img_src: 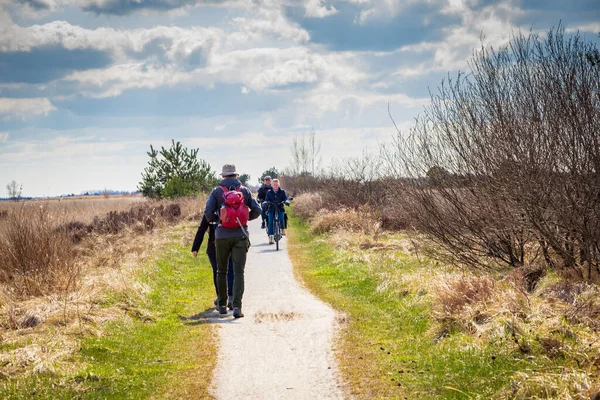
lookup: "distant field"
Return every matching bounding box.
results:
[0,195,145,226]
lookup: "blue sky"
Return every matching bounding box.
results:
[0,0,598,197]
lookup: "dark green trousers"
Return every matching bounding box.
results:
[215,236,249,308]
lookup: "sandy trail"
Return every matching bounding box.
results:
[208,218,345,399]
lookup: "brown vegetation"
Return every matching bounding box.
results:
[383,27,600,280]
[285,27,600,284]
[292,195,600,397]
[0,196,206,378]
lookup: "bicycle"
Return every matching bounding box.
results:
[263,201,286,251]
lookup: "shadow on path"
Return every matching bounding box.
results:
[179,308,240,326]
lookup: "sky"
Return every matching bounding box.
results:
[0,0,598,197]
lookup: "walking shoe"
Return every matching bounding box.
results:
[269,235,274,244]
[233,308,244,318]
[227,298,233,310]
[261,221,266,229]
[217,305,228,315]
[281,229,286,236]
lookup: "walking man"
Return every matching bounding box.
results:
[191,214,235,309]
[204,164,261,318]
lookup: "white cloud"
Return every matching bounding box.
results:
[0,98,56,117]
[295,87,428,119]
[566,22,600,34]
[0,132,8,142]
[206,46,366,92]
[389,1,526,77]
[304,0,338,18]
[0,16,222,61]
[65,63,187,97]
[231,5,310,44]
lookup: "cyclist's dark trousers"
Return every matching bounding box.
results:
[215,236,249,309]
[207,248,233,297]
[261,203,268,223]
[267,208,285,236]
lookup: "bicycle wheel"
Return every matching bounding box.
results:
[274,218,280,251]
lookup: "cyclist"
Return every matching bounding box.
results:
[191,214,234,310]
[256,175,272,229]
[204,164,261,318]
[265,178,290,244]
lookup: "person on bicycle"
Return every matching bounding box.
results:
[204,164,261,318]
[256,175,272,229]
[265,179,290,244]
[191,214,235,309]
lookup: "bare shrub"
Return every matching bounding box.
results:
[0,207,79,298]
[384,26,600,278]
[280,173,322,196]
[310,208,374,235]
[321,153,387,210]
[291,192,323,220]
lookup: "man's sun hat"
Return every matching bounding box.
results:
[220,164,238,176]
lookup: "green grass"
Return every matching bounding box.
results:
[287,215,593,399]
[0,225,218,399]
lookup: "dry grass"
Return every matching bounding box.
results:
[0,195,207,380]
[0,207,79,298]
[0,195,144,226]
[292,202,600,398]
[311,208,381,235]
[291,192,323,220]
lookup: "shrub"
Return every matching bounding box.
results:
[0,207,79,298]
[291,192,323,220]
[384,26,600,278]
[310,208,373,235]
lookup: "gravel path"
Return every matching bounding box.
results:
[208,218,345,399]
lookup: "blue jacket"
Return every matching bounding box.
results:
[265,188,288,210]
[204,177,261,239]
[257,183,272,203]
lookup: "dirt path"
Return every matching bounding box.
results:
[208,218,345,399]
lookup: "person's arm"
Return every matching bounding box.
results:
[257,186,265,202]
[191,216,209,255]
[204,189,219,223]
[281,189,289,204]
[246,189,262,220]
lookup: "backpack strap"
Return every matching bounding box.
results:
[220,185,242,193]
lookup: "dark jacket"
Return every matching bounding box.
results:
[191,214,216,256]
[204,177,262,239]
[257,183,272,203]
[265,187,289,210]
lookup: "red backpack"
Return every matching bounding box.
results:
[219,185,249,229]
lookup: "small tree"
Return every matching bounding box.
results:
[239,174,251,185]
[6,180,22,201]
[259,167,279,183]
[138,140,218,199]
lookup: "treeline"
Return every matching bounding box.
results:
[283,26,600,283]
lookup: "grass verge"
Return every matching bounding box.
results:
[0,223,217,399]
[287,214,599,399]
